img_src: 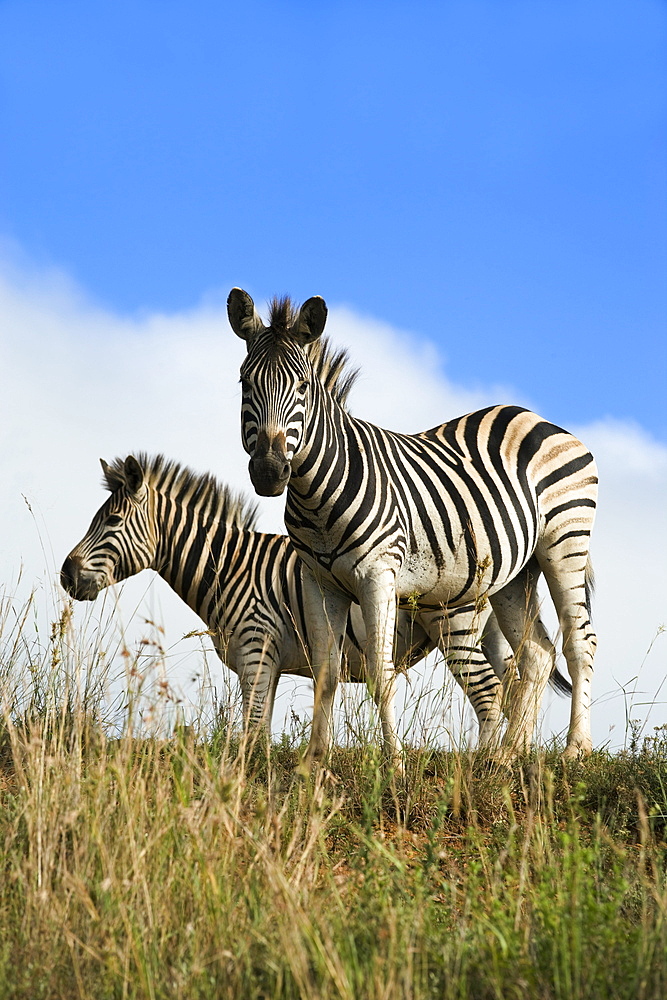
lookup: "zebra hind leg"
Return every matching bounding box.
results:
[480,610,515,689]
[537,553,597,758]
[490,565,557,758]
[419,604,504,749]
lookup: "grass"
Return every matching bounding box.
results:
[0,595,666,999]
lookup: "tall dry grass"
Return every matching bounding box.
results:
[0,592,666,999]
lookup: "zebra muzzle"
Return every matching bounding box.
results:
[249,431,291,496]
[248,454,291,496]
[60,554,102,601]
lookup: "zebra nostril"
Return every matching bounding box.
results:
[281,462,290,479]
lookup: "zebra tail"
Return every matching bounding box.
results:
[549,666,572,698]
[546,557,595,699]
[546,558,594,698]
[539,611,573,698]
[585,556,596,619]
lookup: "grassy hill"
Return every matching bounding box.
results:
[0,602,665,999]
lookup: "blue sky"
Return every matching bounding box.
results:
[1,0,665,436]
[1,0,666,744]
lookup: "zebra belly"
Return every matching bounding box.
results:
[295,546,490,611]
[397,549,539,609]
[291,515,530,612]
[351,541,529,611]
[396,566,490,608]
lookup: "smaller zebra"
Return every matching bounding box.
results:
[60,454,518,736]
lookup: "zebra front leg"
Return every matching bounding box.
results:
[235,665,277,765]
[234,630,283,737]
[358,571,402,769]
[419,604,504,748]
[300,573,351,773]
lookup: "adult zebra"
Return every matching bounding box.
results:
[228,288,596,767]
[60,453,518,736]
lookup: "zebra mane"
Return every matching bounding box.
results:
[267,296,359,409]
[267,295,298,334]
[102,454,260,531]
[306,338,358,410]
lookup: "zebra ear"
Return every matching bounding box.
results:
[100,458,124,492]
[123,456,145,496]
[227,288,264,342]
[293,296,327,345]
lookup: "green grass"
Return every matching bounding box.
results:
[0,597,666,999]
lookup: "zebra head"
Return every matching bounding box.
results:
[228,287,328,497]
[60,455,157,601]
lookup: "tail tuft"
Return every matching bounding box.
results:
[585,557,595,619]
[549,666,572,697]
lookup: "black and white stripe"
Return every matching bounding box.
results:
[60,454,422,729]
[229,289,594,765]
[61,453,525,735]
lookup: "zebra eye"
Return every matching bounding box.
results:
[296,380,308,396]
[105,514,123,527]
[240,378,251,394]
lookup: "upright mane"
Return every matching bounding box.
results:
[266,295,299,335]
[102,454,260,531]
[306,338,358,410]
[267,296,359,410]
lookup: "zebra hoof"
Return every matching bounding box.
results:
[562,741,592,761]
[295,752,326,779]
[485,745,520,771]
[389,758,406,781]
[295,759,313,779]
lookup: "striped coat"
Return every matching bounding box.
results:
[60,454,522,735]
[229,289,594,767]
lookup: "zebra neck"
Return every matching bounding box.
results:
[289,383,352,509]
[153,496,244,621]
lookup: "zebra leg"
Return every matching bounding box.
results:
[537,554,596,758]
[235,632,283,735]
[418,604,504,747]
[300,572,351,772]
[490,568,556,756]
[357,570,401,768]
[480,611,513,685]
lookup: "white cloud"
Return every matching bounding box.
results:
[325,305,525,431]
[579,418,667,480]
[1,261,665,748]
